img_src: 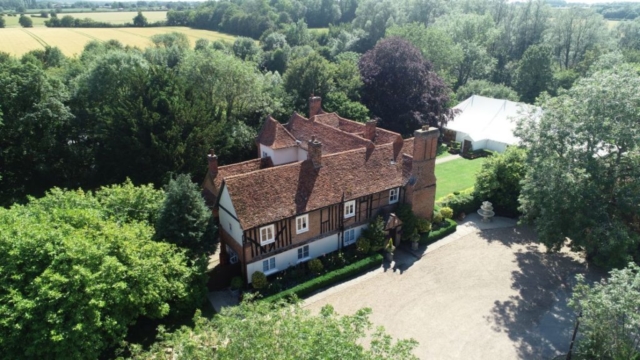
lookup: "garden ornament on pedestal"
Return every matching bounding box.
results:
[384,238,395,261]
[477,201,495,223]
[410,230,420,251]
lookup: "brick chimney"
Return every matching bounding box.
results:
[408,126,439,220]
[364,120,377,141]
[309,96,322,118]
[207,148,218,178]
[307,135,322,169]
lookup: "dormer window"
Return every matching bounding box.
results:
[344,200,355,218]
[260,225,275,245]
[389,188,399,204]
[296,214,309,234]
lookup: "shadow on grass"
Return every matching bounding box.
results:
[477,226,603,359]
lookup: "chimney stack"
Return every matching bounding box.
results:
[207,148,218,178]
[307,135,322,169]
[364,120,377,141]
[408,126,439,220]
[309,96,322,118]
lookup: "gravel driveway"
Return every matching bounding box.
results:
[304,225,598,359]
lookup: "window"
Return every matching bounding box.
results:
[389,188,399,204]
[344,200,355,218]
[262,151,268,158]
[226,245,238,264]
[296,214,309,234]
[297,245,310,261]
[344,229,356,245]
[260,225,275,245]
[262,257,276,273]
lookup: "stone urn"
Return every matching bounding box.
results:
[411,241,419,251]
[477,201,495,223]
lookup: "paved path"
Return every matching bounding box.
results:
[304,218,598,359]
[435,154,461,164]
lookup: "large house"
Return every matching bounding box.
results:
[203,97,439,283]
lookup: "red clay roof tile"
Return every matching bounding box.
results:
[285,113,374,154]
[256,116,298,150]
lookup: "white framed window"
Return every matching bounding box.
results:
[226,245,238,264]
[296,214,309,234]
[344,228,356,245]
[344,200,355,218]
[262,151,268,158]
[260,225,275,245]
[389,188,399,204]
[297,245,310,261]
[262,257,276,273]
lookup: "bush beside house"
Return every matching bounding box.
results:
[419,219,457,246]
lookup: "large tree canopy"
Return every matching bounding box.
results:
[516,64,640,268]
[359,37,452,136]
[0,183,203,360]
[130,297,419,359]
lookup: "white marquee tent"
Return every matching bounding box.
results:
[444,95,540,153]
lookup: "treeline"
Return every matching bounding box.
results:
[594,2,640,20]
[44,12,165,27]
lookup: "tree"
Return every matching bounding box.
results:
[546,7,610,69]
[0,15,5,28]
[232,36,261,61]
[568,263,640,359]
[514,44,554,103]
[516,64,640,268]
[474,147,527,217]
[133,10,148,27]
[0,185,198,359]
[18,14,32,27]
[283,52,335,110]
[359,37,452,136]
[455,79,519,102]
[130,297,419,359]
[150,32,189,49]
[155,174,215,257]
[352,0,403,50]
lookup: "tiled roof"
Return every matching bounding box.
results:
[214,157,274,190]
[285,113,374,154]
[256,116,298,149]
[313,113,403,147]
[223,142,409,230]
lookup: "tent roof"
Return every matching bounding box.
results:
[446,95,540,145]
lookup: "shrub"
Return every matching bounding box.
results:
[437,187,480,218]
[432,212,443,224]
[230,276,243,290]
[356,237,371,254]
[362,216,386,251]
[264,254,384,302]
[416,218,431,233]
[419,219,457,246]
[252,271,268,289]
[440,207,454,219]
[474,146,527,217]
[308,258,324,274]
[396,203,417,240]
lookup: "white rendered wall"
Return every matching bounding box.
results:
[218,187,243,246]
[259,144,274,159]
[260,144,298,165]
[343,224,368,246]
[297,147,308,162]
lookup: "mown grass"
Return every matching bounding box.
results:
[435,157,486,199]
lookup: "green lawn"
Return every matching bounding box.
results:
[435,157,486,199]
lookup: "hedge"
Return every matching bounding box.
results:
[436,187,480,218]
[263,253,384,303]
[419,218,457,246]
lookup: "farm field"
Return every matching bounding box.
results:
[0,27,236,57]
[2,11,167,27]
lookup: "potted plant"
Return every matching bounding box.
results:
[230,276,243,298]
[384,238,395,262]
[410,230,420,251]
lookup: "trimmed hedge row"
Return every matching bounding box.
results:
[419,218,457,246]
[263,253,384,303]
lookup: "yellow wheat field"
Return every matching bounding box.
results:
[2,11,169,28]
[0,27,237,57]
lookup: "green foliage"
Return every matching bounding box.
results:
[416,218,432,234]
[474,146,527,217]
[232,37,261,61]
[569,263,640,359]
[384,238,395,253]
[0,15,5,28]
[455,79,519,102]
[396,203,417,240]
[436,187,480,219]
[230,276,243,290]
[432,211,443,224]
[264,254,384,303]
[356,236,371,254]
[440,207,454,219]
[0,186,198,360]
[516,64,640,268]
[133,11,148,27]
[419,219,457,246]
[132,290,417,359]
[284,52,335,110]
[362,216,387,252]
[252,271,268,289]
[308,258,324,274]
[150,32,189,49]
[18,14,31,27]
[155,174,215,257]
[96,178,164,224]
[515,44,554,103]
